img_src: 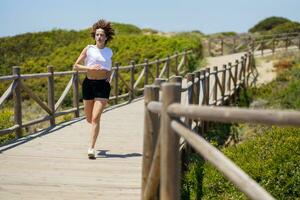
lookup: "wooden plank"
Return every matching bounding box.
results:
[55,76,73,111]
[0,99,145,200]
[0,81,17,107]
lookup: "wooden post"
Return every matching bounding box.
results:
[221,64,226,104]
[130,60,135,101]
[239,57,244,82]
[205,68,210,130]
[144,59,149,86]
[114,62,119,105]
[227,62,232,97]
[175,52,179,75]
[200,69,206,134]
[213,66,218,105]
[47,66,55,126]
[194,71,200,106]
[13,66,22,138]
[186,73,194,105]
[160,83,181,200]
[72,70,80,118]
[234,60,239,104]
[154,78,166,87]
[166,55,170,79]
[221,38,224,55]
[185,73,194,128]
[200,69,206,105]
[142,85,160,198]
[169,76,182,85]
[285,36,288,51]
[243,55,247,87]
[261,41,264,56]
[205,68,210,106]
[156,58,160,78]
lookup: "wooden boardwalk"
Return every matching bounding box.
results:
[0,99,144,200]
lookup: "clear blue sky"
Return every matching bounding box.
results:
[0,0,299,37]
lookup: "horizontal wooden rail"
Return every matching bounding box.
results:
[167,104,300,127]
[0,49,192,142]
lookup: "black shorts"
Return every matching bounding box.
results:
[82,77,111,100]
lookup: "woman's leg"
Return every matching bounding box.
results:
[90,99,107,149]
[84,100,94,124]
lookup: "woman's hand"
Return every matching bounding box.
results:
[89,64,103,71]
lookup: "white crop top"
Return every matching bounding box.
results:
[84,45,113,71]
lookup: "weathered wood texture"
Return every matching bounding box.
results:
[0,99,145,200]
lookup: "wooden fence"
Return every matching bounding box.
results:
[205,31,300,56]
[0,50,192,140]
[141,50,300,199]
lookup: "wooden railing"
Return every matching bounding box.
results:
[0,50,192,140]
[205,31,300,56]
[141,51,299,199]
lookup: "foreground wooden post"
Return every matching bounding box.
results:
[13,66,22,138]
[154,78,166,88]
[142,85,160,199]
[73,70,80,118]
[114,62,119,105]
[160,83,181,200]
[47,66,55,126]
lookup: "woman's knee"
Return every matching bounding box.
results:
[86,117,92,124]
[91,115,101,124]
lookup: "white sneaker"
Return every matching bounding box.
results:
[88,148,95,159]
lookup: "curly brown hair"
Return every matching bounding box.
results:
[91,19,115,44]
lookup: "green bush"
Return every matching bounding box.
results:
[202,126,300,200]
[0,108,15,144]
[249,64,300,109]
[249,16,291,33]
[0,23,203,107]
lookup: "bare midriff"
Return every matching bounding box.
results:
[86,70,110,80]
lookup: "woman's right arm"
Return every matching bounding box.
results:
[73,47,89,71]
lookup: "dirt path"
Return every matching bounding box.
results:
[255,59,276,86]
